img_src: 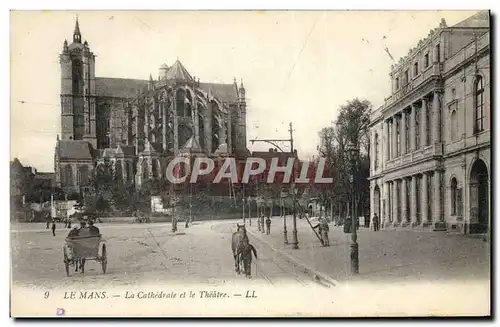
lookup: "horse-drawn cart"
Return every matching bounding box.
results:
[63,235,107,276]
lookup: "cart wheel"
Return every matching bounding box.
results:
[63,247,70,277]
[101,243,107,274]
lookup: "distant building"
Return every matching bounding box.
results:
[368,11,490,234]
[54,18,249,196]
[10,158,34,203]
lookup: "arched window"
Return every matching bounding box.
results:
[63,165,73,187]
[72,59,83,95]
[114,161,123,182]
[78,165,89,186]
[178,124,192,149]
[374,133,379,169]
[142,159,149,181]
[185,91,192,117]
[126,161,131,182]
[198,113,205,150]
[450,178,458,216]
[152,159,159,179]
[474,76,485,133]
[176,89,185,117]
[450,110,458,141]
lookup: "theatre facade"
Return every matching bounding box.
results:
[368,12,491,234]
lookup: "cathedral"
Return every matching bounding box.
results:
[54,19,249,196]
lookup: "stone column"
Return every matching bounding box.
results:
[401,110,407,155]
[392,117,398,158]
[392,180,399,225]
[401,177,408,225]
[387,182,392,223]
[383,181,390,226]
[432,91,441,144]
[433,169,442,223]
[421,173,429,224]
[410,104,416,151]
[421,98,427,147]
[410,175,417,226]
[383,120,389,165]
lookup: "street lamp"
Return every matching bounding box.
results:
[346,141,359,274]
[291,182,299,249]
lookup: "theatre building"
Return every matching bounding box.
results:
[368,11,490,234]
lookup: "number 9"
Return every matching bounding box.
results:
[44,291,50,299]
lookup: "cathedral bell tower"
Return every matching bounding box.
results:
[59,17,97,147]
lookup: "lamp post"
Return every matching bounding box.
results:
[250,122,298,249]
[346,141,359,274]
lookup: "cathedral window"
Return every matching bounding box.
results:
[63,165,73,186]
[72,59,83,95]
[77,165,89,186]
[185,92,192,117]
[176,89,185,116]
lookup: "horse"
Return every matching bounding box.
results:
[231,223,248,274]
[237,238,258,278]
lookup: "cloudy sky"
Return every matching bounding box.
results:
[10,10,478,171]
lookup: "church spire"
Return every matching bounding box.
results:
[73,16,82,43]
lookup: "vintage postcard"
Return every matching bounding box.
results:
[10,10,491,317]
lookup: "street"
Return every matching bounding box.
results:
[11,219,317,290]
[10,218,491,316]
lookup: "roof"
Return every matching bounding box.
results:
[10,158,24,171]
[57,140,94,160]
[35,172,55,180]
[199,82,238,103]
[95,77,148,98]
[251,150,296,160]
[452,10,490,28]
[179,136,203,154]
[165,60,194,82]
[117,145,136,156]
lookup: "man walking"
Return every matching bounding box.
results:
[265,216,271,235]
[51,219,56,237]
[373,213,380,231]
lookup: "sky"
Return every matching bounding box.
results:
[10,10,479,172]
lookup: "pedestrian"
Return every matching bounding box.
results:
[373,213,380,231]
[320,219,330,246]
[46,218,50,229]
[265,216,271,235]
[51,219,56,236]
